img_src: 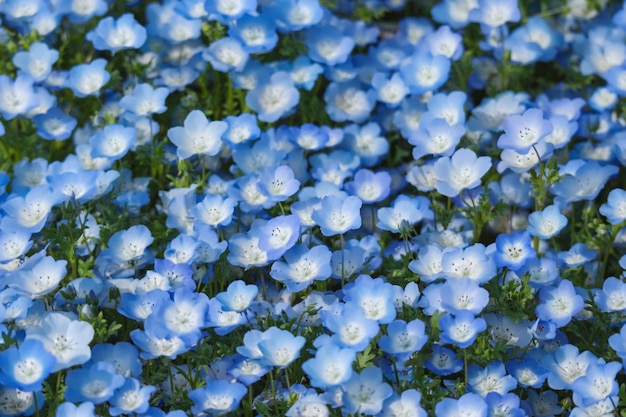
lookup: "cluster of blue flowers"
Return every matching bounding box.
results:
[1,0,626,416]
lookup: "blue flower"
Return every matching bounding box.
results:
[378,319,427,357]
[399,51,450,95]
[302,342,356,388]
[12,42,59,82]
[425,344,464,376]
[202,37,249,72]
[86,13,147,53]
[263,0,323,32]
[64,361,125,404]
[188,379,247,415]
[324,80,376,123]
[109,378,155,416]
[216,280,259,312]
[526,204,568,239]
[312,195,362,237]
[0,74,38,120]
[257,327,306,369]
[321,304,379,351]
[229,14,278,54]
[435,392,488,417]
[493,231,536,271]
[305,25,354,66]
[66,59,110,98]
[120,83,169,116]
[167,110,228,159]
[467,360,517,397]
[246,71,300,122]
[599,188,626,225]
[535,279,584,328]
[433,148,491,197]
[439,311,487,348]
[270,244,332,292]
[0,339,56,391]
[341,366,393,415]
[497,108,553,153]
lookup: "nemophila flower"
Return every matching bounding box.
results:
[380,389,427,417]
[257,327,306,369]
[0,339,56,392]
[32,107,77,141]
[570,396,617,417]
[58,0,108,24]
[232,134,287,174]
[589,86,618,111]
[289,123,328,151]
[194,225,228,263]
[0,74,38,120]
[109,378,155,416]
[229,14,278,54]
[0,387,44,417]
[424,25,464,60]
[305,25,354,66]
[311,195,362,236]
[258,214,301,260]
[570,360,622,406]
[435,392,488,417]
[257,165,300,202]
[600,188,626,225]
[10,255,67,298]
[484,393,525,417]
[370,72,409,107]
[433,148,491,197]
[493,231,536,271]
[290,56,324,91]
[188,379,247,415]
[164,234,199,264]
[55,402,96,417]
[377,195,432,233]
[344,275,396,324]
[431,0,476,28]
[1,185,64,233]
[270,244,332,292]
[145,287,209,345]
[324,80,376,123]
[521,390,561,417]
[441,244,496,283]
[86,13,146,53]
[409,117,465,159]
[89,124,136,161]
[100,225,153,264]
[552,161,619,204]
[66,59,110,98]
[216,280,258,312]
[542,344,596,390]
[89,342,142,378]
[504,17,562,64]
[130,325,189,360]
[399,51,450,95]
[246,71,299,123]
[592,277,626,312]
[344,168,391,204]
[205,0,256,23]
[527,204,568,239]
[191,194,236,228]
[119,83,168,116]
[12,42,58,82]
[25,312,93,372]
[536,280,584,328]
[425,344,464,376]
[507,352,549,389]
[343,122,389,166]
[202,37,249,72]
[440,278,489,315]
[609,323,626,361]
[558,243,597,269]
[439,311,487,348]
[378,319,427,358]
[227,225,270,269]
[222,113,260,146]
[321,304,379,351]
[167,110,227,160]
[497,108,553,153]
[263,0,323,32]
[519,257,559,288]
[64,361,125,404]
[341,366,393,415]
[468,360,517,397]
[285,392,329,417]
[302,342,356,388]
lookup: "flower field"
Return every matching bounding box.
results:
[0,0,626,416]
